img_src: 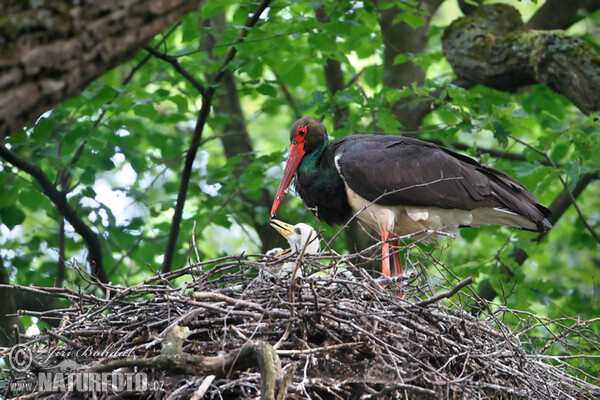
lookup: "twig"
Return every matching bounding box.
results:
[160,0,272,273]
[0,146,108,283]
[416,276,474,307]
[508,134,600,244]
[326,176,464,247]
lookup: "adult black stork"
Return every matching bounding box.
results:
[270,117,552,279]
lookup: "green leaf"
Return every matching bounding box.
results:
[490,120,509,144]
[393,54,409,65]
[201,0,229,18]
[169,95,188,114]
[460,228,479,243]
[19,190,46,211]
[324,21,355,36]
[549,143,570,162]
[133,103,156,119]
[257,83,277,97]
[33,117,56,140]
[512,162,541,177]
[0,204,26,229]
[278,62,305,87]
[564,161,581,190]
[307,33,336,52]
[392,13,426,29]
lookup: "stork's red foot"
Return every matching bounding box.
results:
[381,230,404,297]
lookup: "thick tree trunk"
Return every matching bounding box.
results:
[377,0,444,133]
[0,0,205,140]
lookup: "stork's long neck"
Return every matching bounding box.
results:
[297,135,328,178]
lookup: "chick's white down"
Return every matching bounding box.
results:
[287,223,320,254]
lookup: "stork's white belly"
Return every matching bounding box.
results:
[343,183,536,237]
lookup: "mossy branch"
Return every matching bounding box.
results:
[443,4,600,115]
[88,326,292,400]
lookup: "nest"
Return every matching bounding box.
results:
[2,249,600,399]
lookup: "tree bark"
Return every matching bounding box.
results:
[526,0,600,30]
[315,6,350,129]
[0,257,21,347]
[443,4,600,114]
[376,0,444,133]
[0,0,206,140]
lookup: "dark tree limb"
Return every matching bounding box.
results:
[416,276,474,307]
[204,13,282,253]
[443,4,600,115]
[0,257,22,347]
[0,0,207,141]
[143,46,206,95]
[376,0,444,132]
[458,0,484,16]
[0,145,109,283]
[161,0,272,273]
[533,173,598,244]
[473,172,598,310]
[315,6,350,129]
[526,0,600,30]
[91,325,292,400]
[430,140,562,168]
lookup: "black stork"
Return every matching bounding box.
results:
[270,117,552,280]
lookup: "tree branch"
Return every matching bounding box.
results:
[526,0,600,30]
[0,145,108,283]
[533,173,598,244]
[458,0,483,16]
[161,0,272,273]
[474,172,598,309]
[376,0,444,132]
[0,0,206,140]
[508,133,600,244]
[205,13,282,253]
[443,4,600,115]
[315,6,350,130]
[416,275,474,307]
[430,140,562,168]
[143,46,206,96]
[0,256,22,347]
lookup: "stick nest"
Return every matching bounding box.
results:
[4,251,600,399]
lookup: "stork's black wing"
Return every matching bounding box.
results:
[333,135,551,231]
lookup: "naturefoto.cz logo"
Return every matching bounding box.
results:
[8,344,163,393]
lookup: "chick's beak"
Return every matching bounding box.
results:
[270,219,295,238]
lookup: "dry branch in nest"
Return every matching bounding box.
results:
[1,244,600,399]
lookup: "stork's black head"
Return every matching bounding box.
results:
[289,117,328,154]
[271,117,329,217]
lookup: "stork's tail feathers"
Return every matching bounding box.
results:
[483,167,552,233]
[535,204,553,232]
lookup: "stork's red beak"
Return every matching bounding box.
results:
[270,142,306,217]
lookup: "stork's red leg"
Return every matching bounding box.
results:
[381,230,391,277]
[391,240,402,277]
[391,239,405,297]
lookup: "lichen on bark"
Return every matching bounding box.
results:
[443,3,600,114]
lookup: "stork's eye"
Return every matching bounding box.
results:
[295,227,302,235]
[296,126,307,141]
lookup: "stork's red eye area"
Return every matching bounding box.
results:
[296,126,307,141]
